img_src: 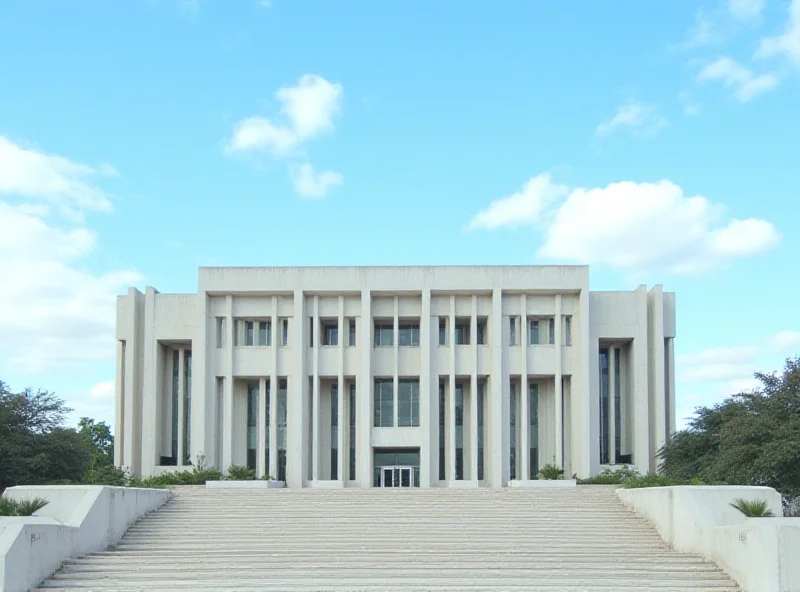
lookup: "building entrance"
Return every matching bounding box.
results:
[379,466,415,487]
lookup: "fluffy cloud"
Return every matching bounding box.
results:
[772,331,800,352]
[677,346,759,366]
[468,174,779,274]
[595,101,667,137]
[0,137,140,374]
[728,0,765,21]
[225,74,342,157]
[677,346,758,382]
[89,381,115,400]
[290,164,343,199]
[697,57,780,101]
[757,0,800,68]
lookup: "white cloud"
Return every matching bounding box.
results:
[469,174,779,274]
[89,381,115,400]
[677,346,759,366]
[680,363,755,382]
[678,91,701,116]
[726,377,761,393]
[677,346,758,383]
[467,174,569,231]
[728,0,765,21]
[772,330,800,351]
[0,137,140,374]
[290,164,343,199]
[0,137,113,215]
[697,57,780,101]
[756,0,800,68]
[258,0,271,6]
[596,101,667,137]
[225,74,342,157]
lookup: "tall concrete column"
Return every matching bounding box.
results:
[311,295,320,482]
[177,347,186,465]
[222,294,235,472]
[287,289,307,488]
[337,296,345,482]
[420,289,432,487]
[608,346,616,466]
[393,296,399,429]
[490,288,505,488]
[470,295,478,482]
[448,295,456,481]
[648,286,666,472]
[257,377,267,478]
[519,294,529,481]
[114,339,125,467]
[269,296,278,480]
[554,294,563,469]
[667,337,676,438]
[358,290,372,487]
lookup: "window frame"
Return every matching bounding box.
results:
[455,321,470,345]
[374,324,394,347]
[323,322,339,346]
[373,378,394,427]
[397,378,420,427]
[398,323,420,347]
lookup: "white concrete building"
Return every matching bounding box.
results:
[114,266,675,488]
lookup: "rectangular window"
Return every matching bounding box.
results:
[245,321,255,346]
[331,383,338,480]
[509,317,518,346]
[183,350,192,464]
[564,316,572,346]
[548,319,555,345]
[477,320,487,345]
[265,380,270,476]
[529,320,540,345]
[615,347,622,464]
[374,324,393,347]
[246,382,258,471]
[529,382,539,479]
[509,381,516,480]
[455,322,470,345]
[398,324,420,346]
[216,317,226,347]
[439,318,447,345]
[258,321,271,346]
[373,378,394,427]
[281,319,289,346]
[349,383,356,480]
[477,379,485,481]
[599,348,610,465]
[277,379,287,482]
[397,379,420,427]
[171,349,179,464]
[438,382,446,480]
[309,318,314,347]
[323,322,338,346]
[455,382,464,480]
[348,319,356,346]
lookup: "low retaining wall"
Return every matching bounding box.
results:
[0,485,170,592]
[617,486,799,592]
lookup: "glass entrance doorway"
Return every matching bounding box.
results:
[379,465,415,487]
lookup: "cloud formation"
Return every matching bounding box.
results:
[697,56,780,101]
[596,100,667,137]
[290,164,343,199]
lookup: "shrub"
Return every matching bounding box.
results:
[128,468,223,489]
[227,465,255,481]
[784,496,800,518]
[578,465,640,485]
[731,498,775,517]
[622,473,708,489]
[538,464,564,480]
[0,497,49,516]
[85,465,129,486]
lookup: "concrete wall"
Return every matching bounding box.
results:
[0,486,169,592]
[617,486,799,592]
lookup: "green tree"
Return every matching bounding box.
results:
[78,417,114,468]
[660,357,800,497]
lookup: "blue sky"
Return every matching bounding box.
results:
[0,0,798,431]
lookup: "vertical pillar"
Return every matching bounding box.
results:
[554,294,563,469]
[177,347,186,465]
[470,295,478,482]
[257,377,267,478]
[448,294,456,481]
[115,339,125,467]
[393,296,399,428]
[608,346,616,466]
[311,295,320,482]
[269,296,278,480]
[358,290,372,487]
[667,337,676,438]
[286,289,307,488]
[420,288,432,487]
[519,294,529,481]
[490,288,505,488]
[337,296,345,482]
[222,295,235,471]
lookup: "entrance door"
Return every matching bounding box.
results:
[379,465,415,487]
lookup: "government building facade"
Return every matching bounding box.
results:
[114,266,675,488]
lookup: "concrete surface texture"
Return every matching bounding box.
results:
[116,265,676,487]
[0,486,170,592]
[618,486,800,592]
[35,485,738,591]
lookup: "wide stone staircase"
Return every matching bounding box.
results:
[38,485,738,591]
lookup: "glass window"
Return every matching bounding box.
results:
[397,379,419,426]
[439,318,446,345]
[477,320,487,345]
[349,383,356,480]
[171,349,179,464]
[477,380,484,481]
[599,348,610,465]
[373,379,393,427]
[265,380,270,476]
[216,317,225,347]
[245,321,254,346]
[246,382,258,471]
[324,323,338,346]
[529,320,540,345]
[564,316,572,346]
[455,382,464,480]
[398,324,420,346]
[282,319,289,346]
[509,317,517,346]
[374,324,393,347]
[309,318,314,347]
[349,319,356,346]
[183,350,192,464]
[455,322,470,345]
[258,321,271,346]
[439,382,446,480]
[529,382,539,479]
[615,348,621,464]
[277,379,287,481]
[548,319,555,344]
[331,383,338,480]
[509,381,516,480]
